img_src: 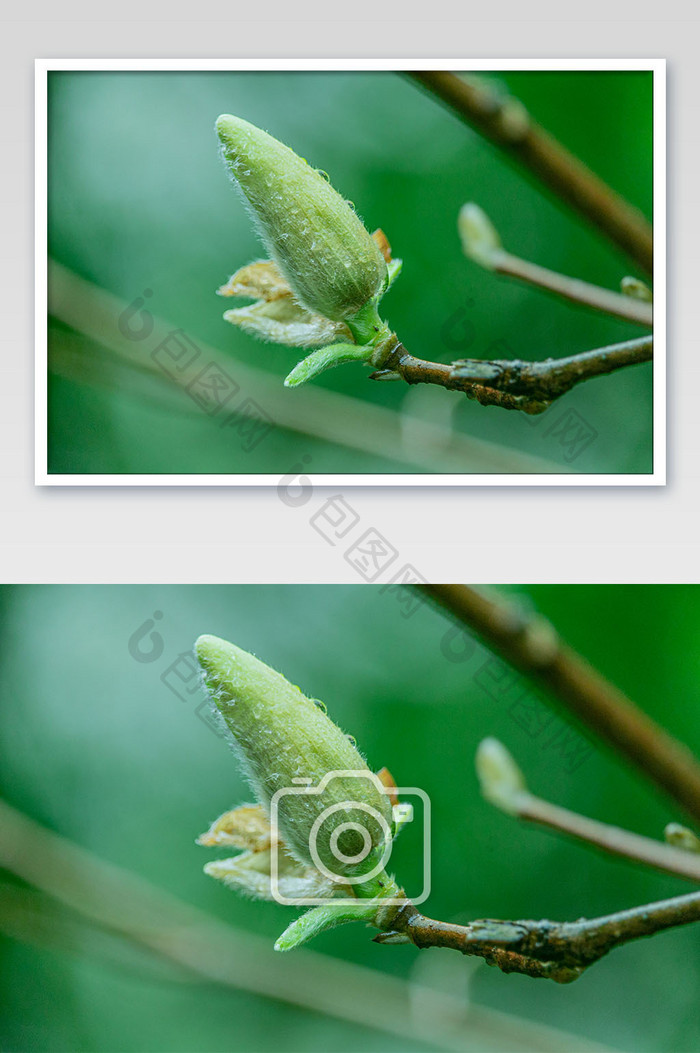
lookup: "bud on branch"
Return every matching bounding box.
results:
[215,116,401,386]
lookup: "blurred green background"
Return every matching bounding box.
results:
[47,70,653,475]
[1,585,698,1052]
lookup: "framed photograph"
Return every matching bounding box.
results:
[36,59,663,484]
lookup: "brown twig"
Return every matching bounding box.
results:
[476,741,700,883]
[406,72,653,273]
[488,251,653,326]
[517,794,700,883]
[417,586,700,824]
[381,891,700,983]
[378,336,653,414]
[458,204,653,326]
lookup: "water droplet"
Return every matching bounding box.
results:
[346,734,357,747]
[312,698,327,714]
[317,169,331,182]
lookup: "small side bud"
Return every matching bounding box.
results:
[664,822,700,853]
[476,738,528,816]
[458,203,503,269]
[372,930,411,945]
[621,276,653,302]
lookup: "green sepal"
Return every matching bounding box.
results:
[344,301,390,347]
[385,258,402,290]
[284,343,374,387]
[274,901,380,952]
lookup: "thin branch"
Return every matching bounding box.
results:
[489,251,653,326]
[477,739,700,882]
[417,586,700,824]
[406,71,653,273]
[476,740,700,881]
[458,203,653,326]
[383,891,700,983]
[379,336,653,414]
[517,793,700,882]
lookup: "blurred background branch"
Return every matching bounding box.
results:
[48,261,565,475]
[418,585,700,823]
[0,799,601,1053]
[405,72,654,273]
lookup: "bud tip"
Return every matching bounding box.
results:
[195,633,230,668]
[475,738,527,815]
[458,203,503,269]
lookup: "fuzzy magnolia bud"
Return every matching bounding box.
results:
[664,822,700,853]
[195,635,393,878]
[216,115,387,322]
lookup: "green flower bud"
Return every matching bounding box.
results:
[216,115,388,322]
[195,635,393,878]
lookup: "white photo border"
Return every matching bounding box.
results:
[35,57,665,487]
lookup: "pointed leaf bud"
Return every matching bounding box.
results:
[216,115,388,322]
[458,203,503,269]
[664,822,700,853]
[621,276,653,302]
[195,635,393,876]
[284,342,373,388]
[475,738,528,815]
